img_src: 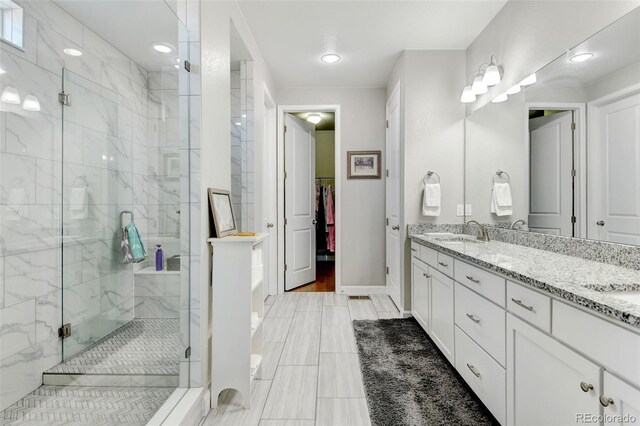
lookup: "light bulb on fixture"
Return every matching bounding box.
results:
[483,56,501,87]
[570,52,593,63]
[1,86,21,104]
[22,94,41,111]
[460,86,476,103]
[321,54,340,64]
[520,73,536,86]
[492,92,508,103]
[506,84,521,95]
[307,113,322,124]
[471,73,488,95]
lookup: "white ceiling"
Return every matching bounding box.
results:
[238,0,508,88]
[52,0,181,72]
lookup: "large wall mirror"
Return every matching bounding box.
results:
[465,7,640,246]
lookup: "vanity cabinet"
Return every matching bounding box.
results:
[507,314,601,425]
[429,268,455,364]
[410,238,640,426]
[411,258,431,331]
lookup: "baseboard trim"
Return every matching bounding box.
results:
[160,387,208,426]
[339,286,388,295]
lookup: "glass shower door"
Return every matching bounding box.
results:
[61,67,136,360]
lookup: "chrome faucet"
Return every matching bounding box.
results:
[466,220,490,242]
[511,219,527,230]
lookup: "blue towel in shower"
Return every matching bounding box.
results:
[124,222,147,263]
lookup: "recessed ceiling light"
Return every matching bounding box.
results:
[321,53,340,64]
[520,73,537,86]
[152,43,173,54]
[570,53,593,63]
[492,92,509,103]
[307,113,321,124]
[63,48,82,57]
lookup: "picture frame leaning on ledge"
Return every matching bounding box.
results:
[208,188,237,237]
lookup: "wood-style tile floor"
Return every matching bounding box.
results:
[291,262,335,293]
[204,293,401,426]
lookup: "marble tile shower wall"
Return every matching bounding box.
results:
[230,62,254,232]
[0,0,156,410]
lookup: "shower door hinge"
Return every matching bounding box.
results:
[284,218,288,226]
[58,92,71,106]
[185,346,191,359]
[184,60,191,72]
[571,216,577,224]
[58,323,71,339]
[571,122,576,131]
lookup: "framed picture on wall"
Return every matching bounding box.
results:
[208,188,237,238]
[347,151,382,179]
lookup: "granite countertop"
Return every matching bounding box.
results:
[409,233,640,330]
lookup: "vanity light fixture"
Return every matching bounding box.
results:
[471,73,488,95]
[506,84,521,95]
[63,48,82,57]
[570,52,593,63]
[22,94,41,111]
[491,92,508,103]
[306,113,322,124]
[321,53,340,64]
[483,55,502,86]
[460,85,477,103]
[520,73,537,86]
[1,86,20,104]
[152,43,173,54]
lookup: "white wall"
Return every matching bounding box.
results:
[387,50,466,309]
[466,0,640,114]
[199,0,278,388]
[277,88,387,288]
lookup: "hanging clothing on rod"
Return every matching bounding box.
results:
[315,178,335,254]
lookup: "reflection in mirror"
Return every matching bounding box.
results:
[0,0,23,48]
[465,7,640,245]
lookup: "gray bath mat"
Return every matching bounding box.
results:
[353,318,498,426]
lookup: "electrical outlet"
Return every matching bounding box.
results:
[457,204,464,217]
[465,204,472,215]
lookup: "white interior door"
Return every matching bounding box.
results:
[386,88,401,310]
[591,92,640,245]
[284,114,316,290]
[528,111,574,236]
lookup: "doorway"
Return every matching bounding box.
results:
[277,106,341,294]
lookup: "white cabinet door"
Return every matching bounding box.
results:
[507,314,601,425]
[602,371,640,426]
[429,268,454,364]
[411,259,430,333]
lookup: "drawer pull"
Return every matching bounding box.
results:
[438,261,449,267]
[466,275,480,284]
[466,363,481,378]
[423,272,431,279]
[599,395,614,407]
[511,298,535,312]
[580,382,594,392]
[466,313,480,324]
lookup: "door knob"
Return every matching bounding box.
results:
[596,220,605,226]
[266,223,274,228]
[312,219,317,225]
[392,225,400,230]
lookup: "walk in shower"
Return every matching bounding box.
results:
[0,0,193,421]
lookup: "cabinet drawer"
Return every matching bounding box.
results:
[454,260,506,307]
[420,245,438,267]
[553,301,640,387]
[436,252,454,277]
[411,241,420,257]
[455,283,506,366]
[455,326,506,425]
[506,281,551,332]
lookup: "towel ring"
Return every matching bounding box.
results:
[423,171,440,184]
[492,170,511,185]
[73,176,88,188]
[120,210,134,230]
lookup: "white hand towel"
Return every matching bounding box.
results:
[422,183,441,217]
[69,187,88,219]
[491,183,513,217]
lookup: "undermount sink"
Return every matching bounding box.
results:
[422,232,456,237]
[601,292,640,305]
[433,236,485,244]
[584,283,640,304]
